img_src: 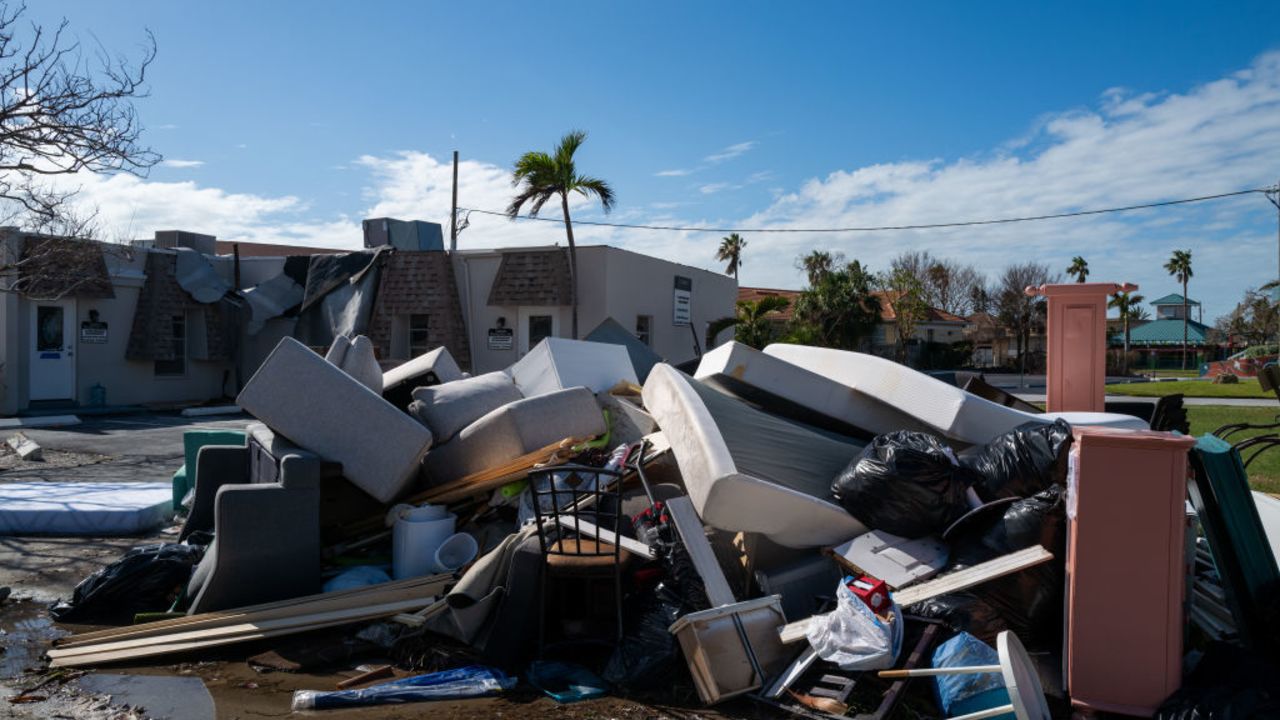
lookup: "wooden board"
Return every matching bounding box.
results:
[778,545,1054,644]
[56,574,453,648]
[49,597,434,660]
[412,436,589,505]
[665,496,736,607]
[552,516,656,560]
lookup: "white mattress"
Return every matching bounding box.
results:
[695,341,934,437]
[508,338,639,398]
[0,482,173,535]
[642,363,866,548]
[1252,491,1280,563]
[762,344,1146,445]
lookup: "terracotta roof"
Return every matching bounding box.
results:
[871,290,967,323]
[487,249,573,306]
[738,287,800,321]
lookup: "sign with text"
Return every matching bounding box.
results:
[80,320,108,344]
[487,327,514,350]
[673,276,692,326]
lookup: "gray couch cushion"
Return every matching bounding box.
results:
[384,346,465,392]
[238,337,433,504]
[410,372,523,443]
[423,386,606,486]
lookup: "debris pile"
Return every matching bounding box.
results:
[34,329,1280,717]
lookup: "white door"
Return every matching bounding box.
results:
[517,306,559,356]
[29,299,76,401]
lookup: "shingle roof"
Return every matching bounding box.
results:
[487,249,572,306]
[1149,293,1200,307]
[1124,318,1210,345]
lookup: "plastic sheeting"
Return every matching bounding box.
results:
[294,249,385,347]
[243,271,303,335]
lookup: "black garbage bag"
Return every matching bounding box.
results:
[906,592,1009,646]
[50,543,205,624]
[1156,641,1280,720]
[602,584,689,691]
[946,485,1067,648]
[832,431,974,538]
[962,420,1073,501]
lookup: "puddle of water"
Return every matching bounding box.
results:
[0,600,67,679]
[78,673,215,720]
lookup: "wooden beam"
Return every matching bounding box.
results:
[412,436,589,505]
[551,516,656,560]
[665,496,736,607]
[778,545,1053,644]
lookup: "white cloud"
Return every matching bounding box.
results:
[160,159,204,169]
[12,52,1279,319]
[699,182,733,194]
[655,168,694,177]
[705,141,757,164]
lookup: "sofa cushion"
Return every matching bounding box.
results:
[423,386,605,486]
[410,372,523,443]
[237,337,433,504]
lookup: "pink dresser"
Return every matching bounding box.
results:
[1065,426,1195,716]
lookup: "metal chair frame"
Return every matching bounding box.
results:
[528,462,626,655]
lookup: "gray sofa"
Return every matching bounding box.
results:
[180,428,321,613]
[421,386,607,486]
[238,336,433,504]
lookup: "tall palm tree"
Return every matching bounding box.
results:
[797,249,840,286]
[507,130,615,339]
[1163,249,1194,369]
[1066,256,1089,283]
[1108,291,1146,374]
[716,233,746,279]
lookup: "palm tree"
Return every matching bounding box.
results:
[1066,256,1089,283]
[716,233,746,279]
[507,130,615,339]
[1163,249,1194,369]
[1108,291,1146,374]
[706,296,789,349]
[797,250,841,286]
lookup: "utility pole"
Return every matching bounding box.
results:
[450,150,459,252]
[1269,180,1280,351]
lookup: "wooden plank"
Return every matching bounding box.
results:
[778,546,1054,644]
[552,516,656,560]
[49,597,434,660]
[56,574,453,647]
[413,436,589,505]
[665,496,736,607]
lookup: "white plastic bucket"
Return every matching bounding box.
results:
[431,532,479,573]
[392,510,456,580]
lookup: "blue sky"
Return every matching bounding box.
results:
[24,1,1280,321]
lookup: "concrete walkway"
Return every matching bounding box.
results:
[1014,393,1278,408]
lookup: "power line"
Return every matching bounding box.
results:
[461,186,1274,234]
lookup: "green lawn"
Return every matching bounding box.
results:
[1187,405,1280,494]
[1106,379,1272,399]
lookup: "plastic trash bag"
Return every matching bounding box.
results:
[323,566,391,593]
[832,431,974,538]
[291,665,515,710]
[963,420,1073,501]
[906,593,1009,645]
[528,660,608,703]
[1156,642,1280,720]
[50,543,205,624]
[806,581,903,671]
[932,632,1011,716]
[946,485,1067,647]
[603,586,686,690]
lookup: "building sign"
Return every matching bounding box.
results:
[487,327,514,350]
[673,276,692,326]
[80,310,108,345]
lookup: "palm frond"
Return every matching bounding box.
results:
[512,151,556,186]
[555,130,588,169]
[506,186,545,218]
[528,189,556,217]
[572,175,615,212]
[706,316,738,347]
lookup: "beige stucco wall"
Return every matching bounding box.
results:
[454,245,736,375]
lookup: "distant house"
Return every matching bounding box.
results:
[1112,293,1211,369]
[736,286,969,358]
[964,311,1047,369]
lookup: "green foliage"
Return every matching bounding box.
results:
[883,267,929,363]
[1067,256,1089,283]
[707,295,790,349]
[716,233,747,278]
[1245,344,1280,358]
[791,260,882,350]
